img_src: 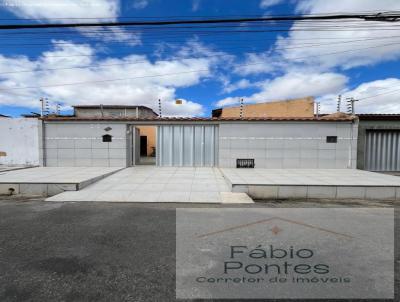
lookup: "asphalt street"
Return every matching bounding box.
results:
[0,198,398,302]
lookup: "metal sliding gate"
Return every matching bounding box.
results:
[156,125,218,166]
[365,130,400,171]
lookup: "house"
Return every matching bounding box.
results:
[73,104,158,119]
[39,104,358,169]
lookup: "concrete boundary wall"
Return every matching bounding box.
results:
[43,122,128,167]
[0,118,39,165]
[219,121,358,169]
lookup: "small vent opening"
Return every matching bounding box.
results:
[326,136,337,143]
[237,159,255,168]
[102,134,112,142]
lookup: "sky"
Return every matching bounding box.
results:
[0,0,399,117]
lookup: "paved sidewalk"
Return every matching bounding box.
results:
[0,167,122,184]
[47,167,254,203]
[0,165,36,173]
[221,168,400,186]
[221,168,400,200]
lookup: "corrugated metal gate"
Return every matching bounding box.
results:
[365,130,400,171]
[156,125,218,166]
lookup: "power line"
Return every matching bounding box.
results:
[0,13,398,30]
[0,38,398,75]
[358,87,400,100]
[1,11,398,21]
[0,33,398,48]
[1,42,399,92]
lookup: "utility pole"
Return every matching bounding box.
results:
[55,102,60,115]
[315,102,321,118]
[337,95,341,112]
[40,98,44,117]
[346,97,358,114]
[239,98,244,119]
[40,98,49,117]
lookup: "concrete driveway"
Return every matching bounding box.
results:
[47,166,253,203]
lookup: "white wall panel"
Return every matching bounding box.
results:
[219,122,357,169]
[0,118,39,165]
[44,122,127,167]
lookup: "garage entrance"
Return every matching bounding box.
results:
[156,125,218,167]
[364,130,400,171]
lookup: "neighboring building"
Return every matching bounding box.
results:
[212,97,315,118]
[73,105,158,119]
[0,117,40,165]
[357,114,400,172]
[40,104,358,169]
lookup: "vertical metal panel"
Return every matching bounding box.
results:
[156,126,161,166]
[194,126,202,166]
[183,126,193,166]
[365,130,400,171]
[172,126,181,165]
[204,126,213,166]
[157,125,218,166]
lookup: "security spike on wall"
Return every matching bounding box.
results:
[337,95,341,112]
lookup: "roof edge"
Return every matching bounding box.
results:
[41,116,356,122]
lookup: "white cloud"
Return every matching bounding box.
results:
[3,0,119,21]
[192,0,201,12]
[233,53,278,76]
[0,41,219,116]
[216,72,348,107]
[133,0,149,9]
[260,0,284,9]
[222,79,254,93]
[163,99,204,117]
[295,0,400,14]
[3,0,141,45]
[215,96,241,107]
[251,72,348,102]
[275,0,400,70]
[78,27,141,46]
[327,78,400,113]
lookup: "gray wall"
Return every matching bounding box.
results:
[219,121,358,169]
[43,122,127,167]
[357,120,400,170]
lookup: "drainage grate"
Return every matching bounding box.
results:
[236,159,255,168]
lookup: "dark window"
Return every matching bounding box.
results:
[102,134,112,142]
[326,136,337,143]
[237,159,255,168]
